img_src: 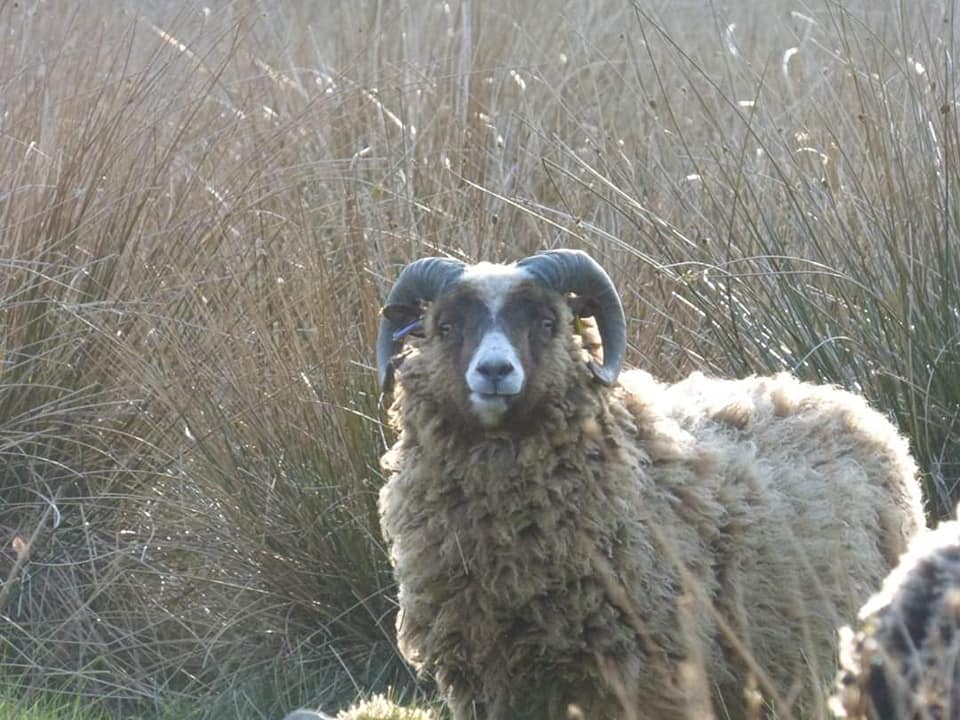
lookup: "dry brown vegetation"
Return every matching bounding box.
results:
[1,0,959,717]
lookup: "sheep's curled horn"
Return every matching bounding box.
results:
[376,257,466,391]
[517,249,626,386]
[376,249,627,391]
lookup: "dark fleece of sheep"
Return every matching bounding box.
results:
[834,511,960,720]
[379,273,925,720]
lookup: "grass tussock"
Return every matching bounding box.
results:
[0,687,110,720]
[1,0,958,717]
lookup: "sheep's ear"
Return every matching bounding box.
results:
[382,303,419,322]
[382,303,425,340]
[567,295,600,319]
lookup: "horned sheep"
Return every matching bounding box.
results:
[375,249,925,719]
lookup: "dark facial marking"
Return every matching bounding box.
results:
[429,286,495,382]
[497,284,560,376]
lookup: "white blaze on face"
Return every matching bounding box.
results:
[462,262,529,313]
[466,328,524,426]
[460,263,531,426]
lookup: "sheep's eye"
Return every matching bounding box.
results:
[541,318,555,334]
[438,322,453,338]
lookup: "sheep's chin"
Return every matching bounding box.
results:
[469,392,513,427]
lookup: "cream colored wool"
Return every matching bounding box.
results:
[379,306,925,719]
[282,695,436,720]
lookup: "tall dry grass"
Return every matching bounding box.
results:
[1,0,958,717]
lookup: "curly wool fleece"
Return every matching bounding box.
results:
[380,332,924,719]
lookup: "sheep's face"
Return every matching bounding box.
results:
[421,264,576,430]
[380,251,625,431]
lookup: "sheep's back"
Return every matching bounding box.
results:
[620,370,925,709]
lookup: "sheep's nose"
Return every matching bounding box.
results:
[477,359,515,382]
[466,330,524,397]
